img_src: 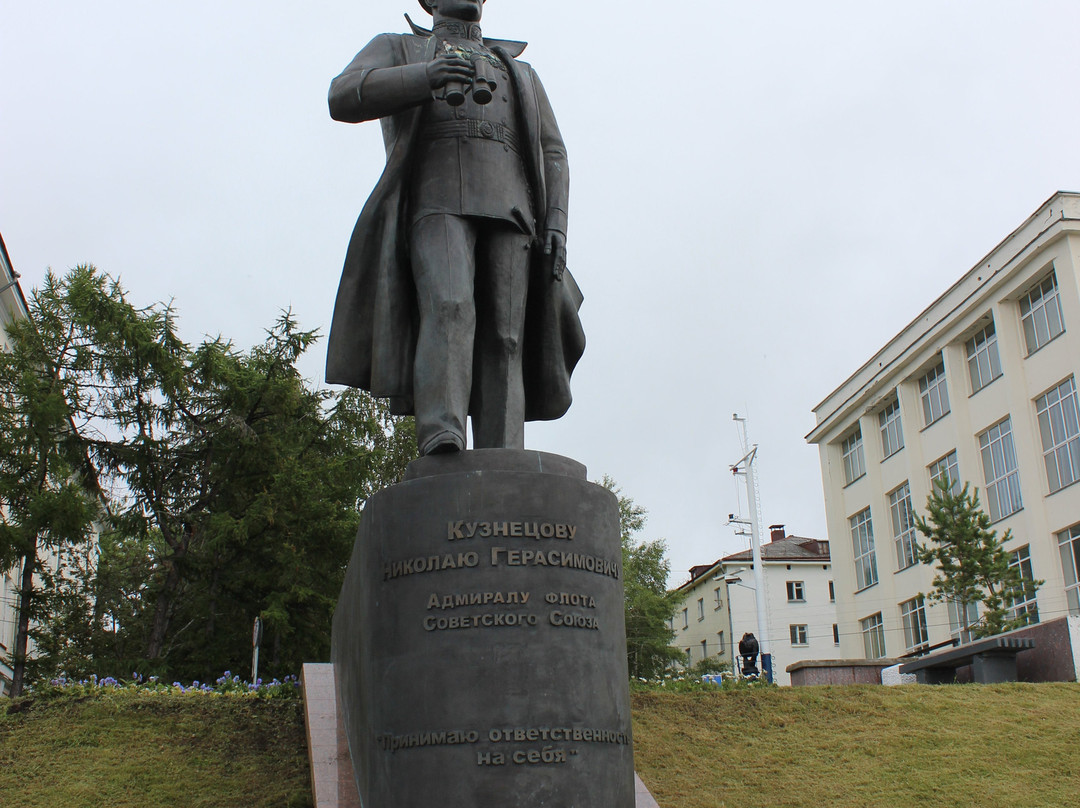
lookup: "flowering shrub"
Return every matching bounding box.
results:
[629,659,773,693]
[26,671,301,701]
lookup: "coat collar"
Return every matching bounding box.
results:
[404,13,527,57]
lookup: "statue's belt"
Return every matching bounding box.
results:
[420,119,521,154]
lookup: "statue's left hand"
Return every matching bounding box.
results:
[544,230,567,282]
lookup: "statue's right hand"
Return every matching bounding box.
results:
[426,53,474,90]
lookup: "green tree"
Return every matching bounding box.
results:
[914,478,1041,639]
[599,476,683,680]
[2,265,416,685]
[0,280,101,696]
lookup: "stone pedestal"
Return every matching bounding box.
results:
[331,450,635,807]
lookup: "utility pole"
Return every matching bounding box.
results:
[730,414,771,681]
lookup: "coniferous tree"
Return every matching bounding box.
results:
[1,265,416,686]
[914,478,1041,639]
[0,277,101,696]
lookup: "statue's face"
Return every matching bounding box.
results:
[428,0,484,22]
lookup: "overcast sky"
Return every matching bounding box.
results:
[4,1,1080,584]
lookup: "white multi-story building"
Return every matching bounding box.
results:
[808,192,1080,662]
[0,232,31,695]
[670,526,837,685]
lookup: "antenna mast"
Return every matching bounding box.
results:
[731,414,770,663]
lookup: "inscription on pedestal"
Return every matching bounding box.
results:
[331,453,635,808]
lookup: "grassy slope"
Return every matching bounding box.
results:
[632,683,1080,808]
[0,691,312,808]
[3,684,1079,807]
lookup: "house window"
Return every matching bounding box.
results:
[700,639,708,659]
[979,418,1022,521]
[1020,271,1065,354]
[714,587,722,609]
[861,613,886,659]
[947,599,979,644]
[899,597,929,652]
[878,398,904,458]
[850,508,878,590]
[697,598,705,621]
[832,624,840,645]
[919,361,950,426]
[1007,545,1039,625]
[717,631,725,657]
[889,482,918,570]
[1036,377,1080,493]
[1058,525,1080,616]
[789,625,808,646]
[966,321,1002,393]
[682,608,688,629]
[841,428,866,484]
[828,580,835,602]
[786,581,805,602]
[929,450,961,496]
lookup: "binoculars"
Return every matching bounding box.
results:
[444,56,499,106]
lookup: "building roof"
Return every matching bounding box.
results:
[720,535,830,564]
[675,528,830,591]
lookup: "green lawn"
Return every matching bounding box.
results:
[632,683,1080,808]
[0,690,311,808]
[3,683,1078,807]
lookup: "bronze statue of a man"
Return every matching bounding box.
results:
[326,0,584,456]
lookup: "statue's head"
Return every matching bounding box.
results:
[419,0,484,21]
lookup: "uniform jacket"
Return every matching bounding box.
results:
[325,29,584,421]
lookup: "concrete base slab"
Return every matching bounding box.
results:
[302,661,662,807]
[635,772,661,808]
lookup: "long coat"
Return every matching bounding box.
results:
[325,30,584,421]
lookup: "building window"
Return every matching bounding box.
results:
[700,639,708,659]
[929,450,961,496]
[717,631,725,657]
[850,508,878,590]
[697,598,705,621]
[878,397,904,459]
[889,482,918,571]
[841,428,866,484]
[789,625,808,646]
[786,581,805,602]
[919,361,950,426]
[1036,377,1080,493]
[832,624,840,645]
[979,418,1023,522]
[947,599,979,644]
[861,613,886,659]
[828,580,835,602]
[1058,525,1080,617]
[1007,545,1039,625]
[713,587,722,609]
[1020,271,1065,354]
[966,321,1002,393]
[682,608,688,629]
[899,597,929,653]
